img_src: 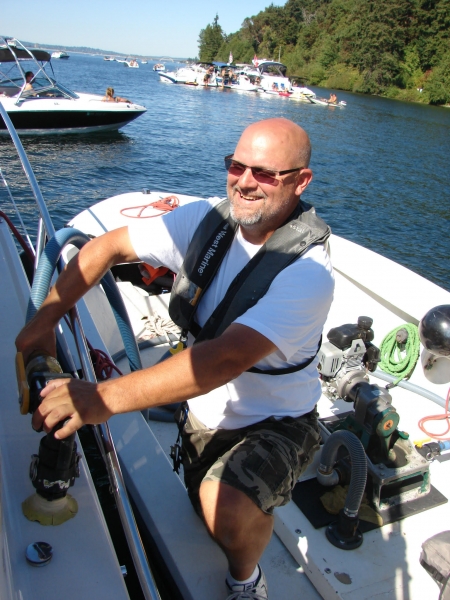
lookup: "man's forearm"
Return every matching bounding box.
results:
[34,324,277,438]
[100,329,252,414]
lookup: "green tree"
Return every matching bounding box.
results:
[424,50,450,104]
[198,0,450,104]
[198,15,225,62]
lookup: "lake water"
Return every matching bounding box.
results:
[1,52,449,599]
[2,53,449,291]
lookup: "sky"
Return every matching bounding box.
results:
[3,0,285,59]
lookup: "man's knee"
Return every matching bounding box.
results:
[199,480,268,540]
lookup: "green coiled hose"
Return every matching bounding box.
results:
[379,323,420,386]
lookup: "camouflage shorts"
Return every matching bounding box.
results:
[178,405,321,516]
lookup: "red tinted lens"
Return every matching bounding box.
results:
[251,167,278,182]
[227,160,246,176]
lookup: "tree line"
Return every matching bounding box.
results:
[198,1,450,105]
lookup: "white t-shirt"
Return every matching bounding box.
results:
[128,197,334,429]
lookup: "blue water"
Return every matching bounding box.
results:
[2,53,449,291]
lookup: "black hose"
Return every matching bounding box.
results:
[319,430,367,516]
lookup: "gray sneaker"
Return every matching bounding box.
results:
[225,565,268,599]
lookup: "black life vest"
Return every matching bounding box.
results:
[169,198,331,374]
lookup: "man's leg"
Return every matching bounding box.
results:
[199,480,273,581]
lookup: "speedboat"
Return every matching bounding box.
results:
[124,58,139,68]
[0,37,146,135]
[224,73,258,93]
[153,63,165,71]
[290,82,316,102]
[308,96,346,107]
[2,106,450,600]
[159,63,220,86]
[158,67,192,83]
[243,60,293,94]
[51,51,69,59]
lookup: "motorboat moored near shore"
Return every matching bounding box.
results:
[243,60,293,94]
[0,36,146,135]
[226,73,258,93]
[290,81,316,101]
[159,63,221,86]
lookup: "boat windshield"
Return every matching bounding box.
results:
[259,62,288,77]
[0,36,78,102]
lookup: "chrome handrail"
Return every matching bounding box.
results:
[70,309,161,600]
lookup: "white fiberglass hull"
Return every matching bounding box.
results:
[0,92,146,135]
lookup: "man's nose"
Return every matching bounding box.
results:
[237,166,258,187]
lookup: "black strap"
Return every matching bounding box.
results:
[247,336,322,375]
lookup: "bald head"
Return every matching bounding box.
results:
[227,118,314,244]
[235,118,311,170]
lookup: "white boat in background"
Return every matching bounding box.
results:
[159,63,221,86]
[226,73,258,93]
[104,56,115,61]
[243,60,293,94]
[124,58,139,68]
[309,96,347,107]
[51,50,69,59]
[153,63,165,71]
[0,36,146,135]
[141,59,148,64]
[290,82,316,102]
[2,102,450,600]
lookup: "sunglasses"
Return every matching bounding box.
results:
[224,154,303,183]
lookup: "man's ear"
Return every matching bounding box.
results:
[295,169,313,196]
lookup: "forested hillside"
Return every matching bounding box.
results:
[198,0,450,105]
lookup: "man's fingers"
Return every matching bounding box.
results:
[54,416,82,440]
[40,378,72,398]
[32,401,74,433]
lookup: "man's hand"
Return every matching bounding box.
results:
[32,378,113,438]
[15,318,57,364]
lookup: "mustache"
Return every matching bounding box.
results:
[231,185,267,201]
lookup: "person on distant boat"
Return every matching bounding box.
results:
[24,71,34,91]
[204,65,215,85]
[328,93,337,104]
[102,87,131,103]
[16,118,334,600]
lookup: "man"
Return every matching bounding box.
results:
[16,118,334,599]
[24,71,34,91]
